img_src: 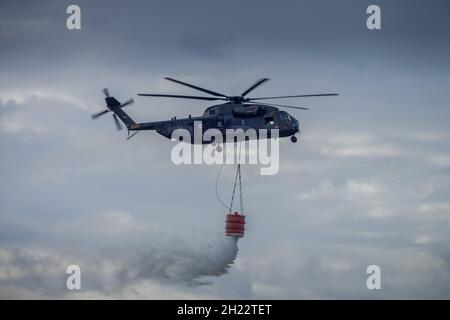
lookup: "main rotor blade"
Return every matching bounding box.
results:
[254,102,309,110]
[120,98,134,108]
[91,109,109,119]
[241,78,270,97]
[164,77,228,98]
[138,93,225,101]
[102,88,110,98]
[113,114,123,130]
[248,93,339,100]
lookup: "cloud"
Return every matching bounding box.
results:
[0,89,88,110]
[0,110,45,134]
[311,133,402,158]
[298,180,335,200]
[366,207,392,219]
[428,154,450,167]
[414,236,431,245]
[418,202,450,214]
[346,180,378,195]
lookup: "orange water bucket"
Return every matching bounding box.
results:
[225,212,246,237]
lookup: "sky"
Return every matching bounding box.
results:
[0,0,450,299]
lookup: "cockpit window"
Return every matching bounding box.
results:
[264,116,274,125]
[280,112,290,123]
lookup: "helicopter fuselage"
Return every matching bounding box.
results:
[129,103,300,144]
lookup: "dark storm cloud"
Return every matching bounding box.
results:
[1,0,449,69]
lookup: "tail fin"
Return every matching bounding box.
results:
[105,97,136,128]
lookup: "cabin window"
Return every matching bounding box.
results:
[265,116,274,125]
[241,119,245,125]
[209,109,216,115]
[217,120,222,127]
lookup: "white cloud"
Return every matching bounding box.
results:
[0,111,45,134]
[310,133,402,158]
[367,207,392,219]
[418,202,450,214]
[346,179,378,195]
[428,154,450,167]
[0,89,89,110]
[414,236,431,245]
[299,180,335,200]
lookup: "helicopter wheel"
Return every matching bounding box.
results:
[216,144,222,152]
[291,135,297,143]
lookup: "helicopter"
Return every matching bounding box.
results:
[91,77,338,143]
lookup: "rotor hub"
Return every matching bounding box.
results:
[228,96,245,103]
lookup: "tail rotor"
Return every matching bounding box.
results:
[91,88,134,131]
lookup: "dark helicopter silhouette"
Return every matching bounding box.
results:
[91,77,338,143]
